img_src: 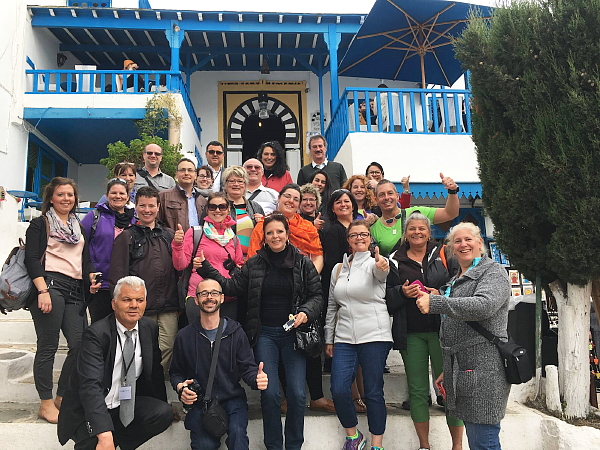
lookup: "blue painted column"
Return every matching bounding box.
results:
[318,60,325,134]
[165,21,184,74]
[325,24,341,116]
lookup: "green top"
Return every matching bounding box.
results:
[371,206,436,256]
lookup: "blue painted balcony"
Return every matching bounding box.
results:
[23,68,201,165]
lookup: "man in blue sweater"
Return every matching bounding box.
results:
[170,278,268,450]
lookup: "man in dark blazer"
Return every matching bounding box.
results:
[58,276,173,450]
[296,134,347,189]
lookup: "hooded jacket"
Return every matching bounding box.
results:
[169,318,258,403]
[197,244,323,347]
[81,203,136,289]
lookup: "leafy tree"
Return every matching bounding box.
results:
[455,0,600,418]
[100,134,182,178]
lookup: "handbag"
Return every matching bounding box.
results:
[200,317,229,437]
[294,256,323,357]
[467,321,533,385]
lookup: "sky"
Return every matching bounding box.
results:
[149,0,499,14]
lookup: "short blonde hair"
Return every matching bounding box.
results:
[300,183,322,210]
[222,165,248,185]
[446,222,487,256]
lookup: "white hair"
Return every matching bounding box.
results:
[113,276,146,299]
[446,222,487,256]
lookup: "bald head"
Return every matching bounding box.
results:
[243,158,264,187]
[143,143,163,170]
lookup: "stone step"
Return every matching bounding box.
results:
[0,401,549,450]
[0,309,67,346]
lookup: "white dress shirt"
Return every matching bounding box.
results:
[312,160,329,170]
[246,184,279,214]
[105,319,143,409]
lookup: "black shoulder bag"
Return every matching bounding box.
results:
[201,317,229,437]
[467,321,533,385]
[294,256,323,358]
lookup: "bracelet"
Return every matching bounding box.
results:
[38,289,49,295]
[448,186,460,195]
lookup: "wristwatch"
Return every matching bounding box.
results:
[448,186,460,195]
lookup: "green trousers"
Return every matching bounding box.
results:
[400,331,463,426]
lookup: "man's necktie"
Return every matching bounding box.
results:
[119,330,136,427]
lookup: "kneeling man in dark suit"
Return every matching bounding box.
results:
[58,276,173,450]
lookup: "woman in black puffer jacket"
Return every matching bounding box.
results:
[196,213,323,450]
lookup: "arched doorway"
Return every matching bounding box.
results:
[226,95,301,164]
[241,114,286,161]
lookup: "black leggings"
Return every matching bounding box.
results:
[29,272,86,400]
[88,289,113,324]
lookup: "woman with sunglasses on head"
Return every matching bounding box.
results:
[223,166,265,258]
[97,162,137,206]
[385,212,464,450]
[195,213,323,450]
[195,164,214,199]
[172,191,243,323]
[258,141,293,193]
[82,178,136,323]
[25,177,101,424]
[325,220,392,450]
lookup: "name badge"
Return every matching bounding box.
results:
[119,385,132,400]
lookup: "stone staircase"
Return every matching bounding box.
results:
[1,309,597,449]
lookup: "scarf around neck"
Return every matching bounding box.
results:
[46,206,82,244]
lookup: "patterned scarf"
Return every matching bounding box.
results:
[203,221,235,246]
[46,207,82,244]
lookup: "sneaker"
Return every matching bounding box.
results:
[342,430,366,450]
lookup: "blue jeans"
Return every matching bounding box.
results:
[464,422,502,450]
[185,397,249,450]
[253,326,307,450]
[330,341,392,436]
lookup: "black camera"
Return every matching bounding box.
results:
[180,379,203,412]
[223,256,236,273]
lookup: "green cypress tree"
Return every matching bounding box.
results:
[455,0,600,418]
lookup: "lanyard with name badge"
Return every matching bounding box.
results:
[117,332,136,400]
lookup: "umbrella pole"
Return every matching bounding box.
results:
[420,53,426,88]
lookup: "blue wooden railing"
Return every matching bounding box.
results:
[325,87,472,160]
[25,69,201,142]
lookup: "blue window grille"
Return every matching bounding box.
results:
[26,135,68,198]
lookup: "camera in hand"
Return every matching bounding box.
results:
[181,379,203,412]
[223,256,237,275]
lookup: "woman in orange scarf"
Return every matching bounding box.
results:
[248,183,324,273]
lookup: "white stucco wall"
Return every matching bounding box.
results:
[336,132,479,183]
[0,0,81,191]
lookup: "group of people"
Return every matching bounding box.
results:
[23,133,512,450]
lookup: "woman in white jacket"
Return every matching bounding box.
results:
[324,220,392,450]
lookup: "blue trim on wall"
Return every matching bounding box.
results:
[23,107,148,120]
[399,182,482,200]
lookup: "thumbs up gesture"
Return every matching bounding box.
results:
[174,223,184,244]
[314,212,324,231]
[193,250,205,270]
[374,246,389,272]
[440,172,457,191]
[256,362,268,390]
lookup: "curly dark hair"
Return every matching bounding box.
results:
[257,141,288,178]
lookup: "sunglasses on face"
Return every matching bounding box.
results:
[145,151,162,156]
[208,150,224,156]
[207,203,228,211]
[244,165,262,170]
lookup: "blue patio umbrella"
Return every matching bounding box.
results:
[339,0,493,87]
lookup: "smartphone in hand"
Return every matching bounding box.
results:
[436,379,447,401]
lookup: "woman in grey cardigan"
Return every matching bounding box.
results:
[415,222,511,450]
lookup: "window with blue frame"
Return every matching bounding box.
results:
[26,135,68,197]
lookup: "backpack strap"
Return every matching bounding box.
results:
[334,263,343,283]
[439,244,448,270]
[191,226,203,264]
[90,209,101,241]
[137,168,158,190]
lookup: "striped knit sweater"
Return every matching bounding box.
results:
[429,255,512,424]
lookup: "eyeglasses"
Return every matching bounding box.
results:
[301,197,316,203]
[145,151,162,156]
[368,170,382,176]
[244,165,262,170]
[177,168,196,173]
[281,192,300,203]
[196,290,223,298]
[348,232,371,239]
[197,174,211,179]
[207,203,228,211]
[226,179,245,185]
[207,149,224,156]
